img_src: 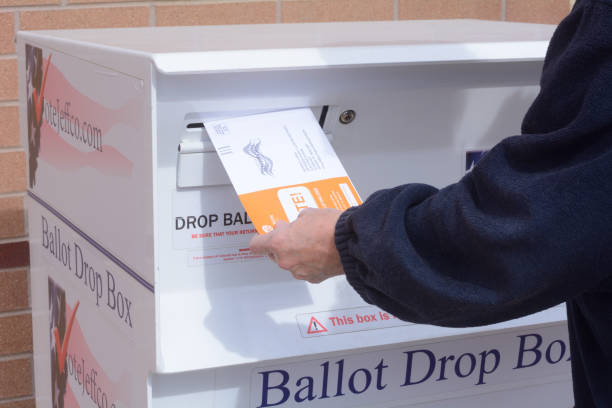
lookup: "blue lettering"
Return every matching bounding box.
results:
[42,216,49,248]
[257,369,290,408]
[348,368,371,394]
[436,355,455,381]
[515,333,542,369]
[402,349,435,386]
[545,340,566,364]
[476,349,500,385]
[374,359,388,390]
[294,376,316,403]
[334,359,345,397]
[74,243,83,279]
[319,361,330,399]
[454,353,477,378]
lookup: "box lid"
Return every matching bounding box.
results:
[20,20,555,74]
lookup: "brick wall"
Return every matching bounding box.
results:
[0,0,572,405]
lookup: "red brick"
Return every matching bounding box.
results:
[0,13,15,55]
[0,242,29,269]
[0,359,32,399]
[156,2,276,26]
[0,152,26,194]
[282,0,394,23]
[0,106,19,148]
[507,0,570,24]
[20,6,149,30]
[0,269,29,312]
[399,0,501,20]
[0,0,58,6]
[0,59,18,101]
[69,0,146,4]
[0,314,32,356]
[0,196,25,239]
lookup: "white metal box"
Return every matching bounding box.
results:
[18,20,573,408]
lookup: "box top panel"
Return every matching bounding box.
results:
[20,20,556,73]
[24,20,555,53]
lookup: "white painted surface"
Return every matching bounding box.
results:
[21,20,555,73]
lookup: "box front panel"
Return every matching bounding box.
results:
[154,60,568,375]
[151,322,572,407]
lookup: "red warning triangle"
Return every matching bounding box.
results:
[307,316,328,334]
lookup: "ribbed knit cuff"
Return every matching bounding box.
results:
[334,207,371,302]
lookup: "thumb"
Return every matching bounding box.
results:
[249,232,273,255]
[249,220,290,254]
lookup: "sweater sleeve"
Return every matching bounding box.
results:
[334,0,612,327]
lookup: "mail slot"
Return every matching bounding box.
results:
[18,20,572,408]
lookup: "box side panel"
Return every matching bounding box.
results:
[17,33,155,286]
[28,197,154,408]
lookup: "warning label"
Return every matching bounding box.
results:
[297,306,413,338]
[307,317,327,334]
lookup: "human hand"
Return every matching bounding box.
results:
[249,208,345,283]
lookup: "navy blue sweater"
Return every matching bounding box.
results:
[335,1,612,406]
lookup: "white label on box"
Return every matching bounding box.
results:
[296,306,413,337]
[250,324,571,408]
[172,186,257,250]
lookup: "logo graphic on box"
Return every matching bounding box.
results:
[48,278,128,408]
[49,277,70,408]
[25,43,136,188]
[25,44,44,187]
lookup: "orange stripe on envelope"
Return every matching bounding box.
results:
[240,176,361,234]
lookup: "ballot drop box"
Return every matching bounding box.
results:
[18,20,573,408]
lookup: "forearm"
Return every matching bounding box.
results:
[335,140,612,327]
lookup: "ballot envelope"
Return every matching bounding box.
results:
[18,20,572,408]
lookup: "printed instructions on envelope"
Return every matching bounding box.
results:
[205,108,361,234]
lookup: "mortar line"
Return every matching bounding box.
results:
[0,309,32,318]
[13,10,19,50]
[0,266,29,273]
[0,353,32,363]
[0,395,35,404]
[149,2,156,26]
[0,191,26,199]
[0,147,25,153]
[0,236,27,245]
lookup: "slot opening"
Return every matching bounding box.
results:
[319,105,329,128]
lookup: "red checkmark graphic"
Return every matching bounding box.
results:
[52,299,80,375]
[32,54,52,125]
